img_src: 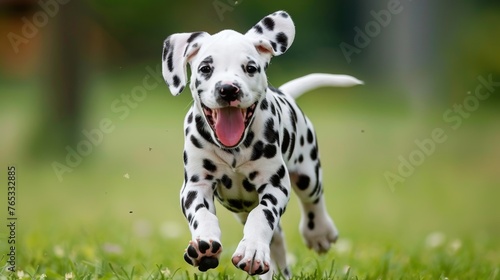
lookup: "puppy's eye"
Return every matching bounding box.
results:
[199,65,212,74]
[246,65,258,74]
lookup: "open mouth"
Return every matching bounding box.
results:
[202,102,258,148]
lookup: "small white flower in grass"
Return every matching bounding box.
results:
[39,274,47,279]
[425,231,446,248]
[102,242,123,254]
[133,219,152,238]
[160,221,183,239]
[334,238,352,255]
[124,173,130,179]
[448,238,462,253]
[53,245,65,257]
[16,270,25,279]
[161,268,171,277]
[64,272,73,280]
[286,253,297,266]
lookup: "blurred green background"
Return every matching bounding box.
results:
[0,0,499,277]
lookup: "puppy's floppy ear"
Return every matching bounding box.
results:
[245,11,295,60]
[162,32,209,96]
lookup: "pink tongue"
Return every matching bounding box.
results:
[215,107,245,147]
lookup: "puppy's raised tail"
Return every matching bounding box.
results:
[278,73,363,99]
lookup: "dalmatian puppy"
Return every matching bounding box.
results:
[162,10,362,279]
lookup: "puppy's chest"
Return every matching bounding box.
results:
[213,170,259,213]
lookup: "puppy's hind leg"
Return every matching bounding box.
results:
[268,223,291,279]
[290,125,338,253]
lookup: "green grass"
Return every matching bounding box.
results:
[1,69,499,279]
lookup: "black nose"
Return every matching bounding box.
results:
[219,84,240,102]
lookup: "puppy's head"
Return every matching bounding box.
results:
[162,11,295,148]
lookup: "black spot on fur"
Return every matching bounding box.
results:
[203,158,217,172]
[277,165,286,178]
[262,193,278,205]
[281,129,290,154]
[263,144,277,158]
[298,154,304,163]
[167,52,174,72]
[249,171,258,181]
[187,112,193,124]
[190,135,203,149]
[250,141,264,161]
[173,75,181,87]
[280,12,289,18]
[195,203,205,212]
[183,151,188,165]
[270,174,280,187]
[307,129,314,144]
[193,220,198,230]
[221,175,232,189]
[228,199,243,210]
[162,38,170,61]
[270,103,276,116]
[270,41,277,52]
[284,267,291,277]
[196,115,215,144]
[276,32,288,53]
[195,79,201,88]
[257,183,267,194]
[260,98,269,110]
[184,191,197,209]
[253,24,263,34]
[264,119,277,143]
[243,131,254,148]
[310,147,318,160]
[242,178,255,192]
[181,197,186,217]
[262,17,275,31]
[300,136,304,146]
[243,200,255,208]
[307,211,315,230]
[296,175,310,190]
[190,175,199,183]
[263,209,275,230]
[187,32,203,43]
[288,133,296,160]
[205,174,214,181]
[201,55,213,64]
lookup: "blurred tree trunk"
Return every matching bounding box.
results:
[31,0,86,158]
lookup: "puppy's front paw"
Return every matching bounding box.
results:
[301,214,339,254]
[183,239,222,271]
[231,239,271,275]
